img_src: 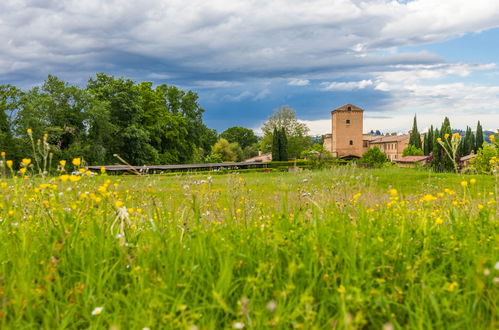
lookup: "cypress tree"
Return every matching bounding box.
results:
[409,115,422,149]
[271,127,280,161]
[279,128,288,161]
[475,121,483,151]
[423,133,429,155]
[463,126,473,155]
[440,117,453,172]
[431,127,441,171]
[427,125,434,155]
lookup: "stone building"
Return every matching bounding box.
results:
[323,104,365,158]
[323,104,411,160]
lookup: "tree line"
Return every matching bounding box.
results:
[0,74,221,166]
[406,115,493,172]
[0,75,318,168]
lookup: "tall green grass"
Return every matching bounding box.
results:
[0,167,497,328]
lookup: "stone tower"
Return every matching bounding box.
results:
[330,104,364,158]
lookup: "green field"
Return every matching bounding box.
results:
[1,167,498,329]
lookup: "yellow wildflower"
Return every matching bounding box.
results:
[6,160,13,168]
[437,137,442,142]
[446,282,458,292]
[21,158,31,167]
[470,178,476,184]
[69,175,81,182]
[0,151,5,157]
[389,188,398,196]
[337,285,346,293]
[27,128,32,134]
[115,201,124,208]
[460,181,467,188]
[19,168,27,174]
[59,160,66,167]
[421,194,437,202]
[490,134,495,142]
[72,158,81,167]
[435,217,444,224]
[444,133,450,138]
[59,174,70,182]
[100,167,106,174]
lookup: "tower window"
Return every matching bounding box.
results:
[349,140,353,145]
[347,106,352,111]
[346,119,350,124]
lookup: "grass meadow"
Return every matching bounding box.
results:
[0,166,498,329]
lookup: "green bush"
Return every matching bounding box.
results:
[468,144,498,174]
[360,147,388,168]
[402,145,424,157]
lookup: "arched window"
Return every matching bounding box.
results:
[346,119,350,124]
[347,106,352,111]
[349,140,353,145]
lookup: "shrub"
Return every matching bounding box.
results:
[469,144,498,174]
[361,147,387,168]
[402,145,424,157]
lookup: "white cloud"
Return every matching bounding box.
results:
[321,80,373,91]
[2,0,499,81]
[288,78,310,86]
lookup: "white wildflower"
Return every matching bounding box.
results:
[91,307,103,315]
[233,322,245,329]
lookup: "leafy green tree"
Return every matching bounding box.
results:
[361,147,387,168]
[409,115,422,149]
[211,138,237,162]
[242,143,259,160]
[475,121,483,152]
[261,105,311,158]
[0,85,22,158]
[402,145,424,157]
[220,126,258,149]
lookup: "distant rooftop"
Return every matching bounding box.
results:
[331,104,364,113]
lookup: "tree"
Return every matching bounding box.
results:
[460,126,474,156]
[211,138,237,162]
[423,125,434,155]
[220,126,258,149]
[402,145,424,157]
[408,115,422,149]
[475,121,484,152]
[261,105,311,158]
[272,127,280,161]
[431,117,454,172]
[279,128,288,161]
[361,147,387,168]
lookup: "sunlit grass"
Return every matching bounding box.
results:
[0,166,498,328]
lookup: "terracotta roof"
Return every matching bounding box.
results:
[370,134,410,143]
[331,104,364,113]
[394,155,430,163]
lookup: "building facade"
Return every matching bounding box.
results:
[323,104,411,160]
[323,104,365,158]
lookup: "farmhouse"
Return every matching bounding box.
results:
[323,104,412,160]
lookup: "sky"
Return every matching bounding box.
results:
[1,0,499,135]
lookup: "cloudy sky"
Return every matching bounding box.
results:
[1,0,499,134]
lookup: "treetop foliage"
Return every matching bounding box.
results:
[0,74,215,166]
